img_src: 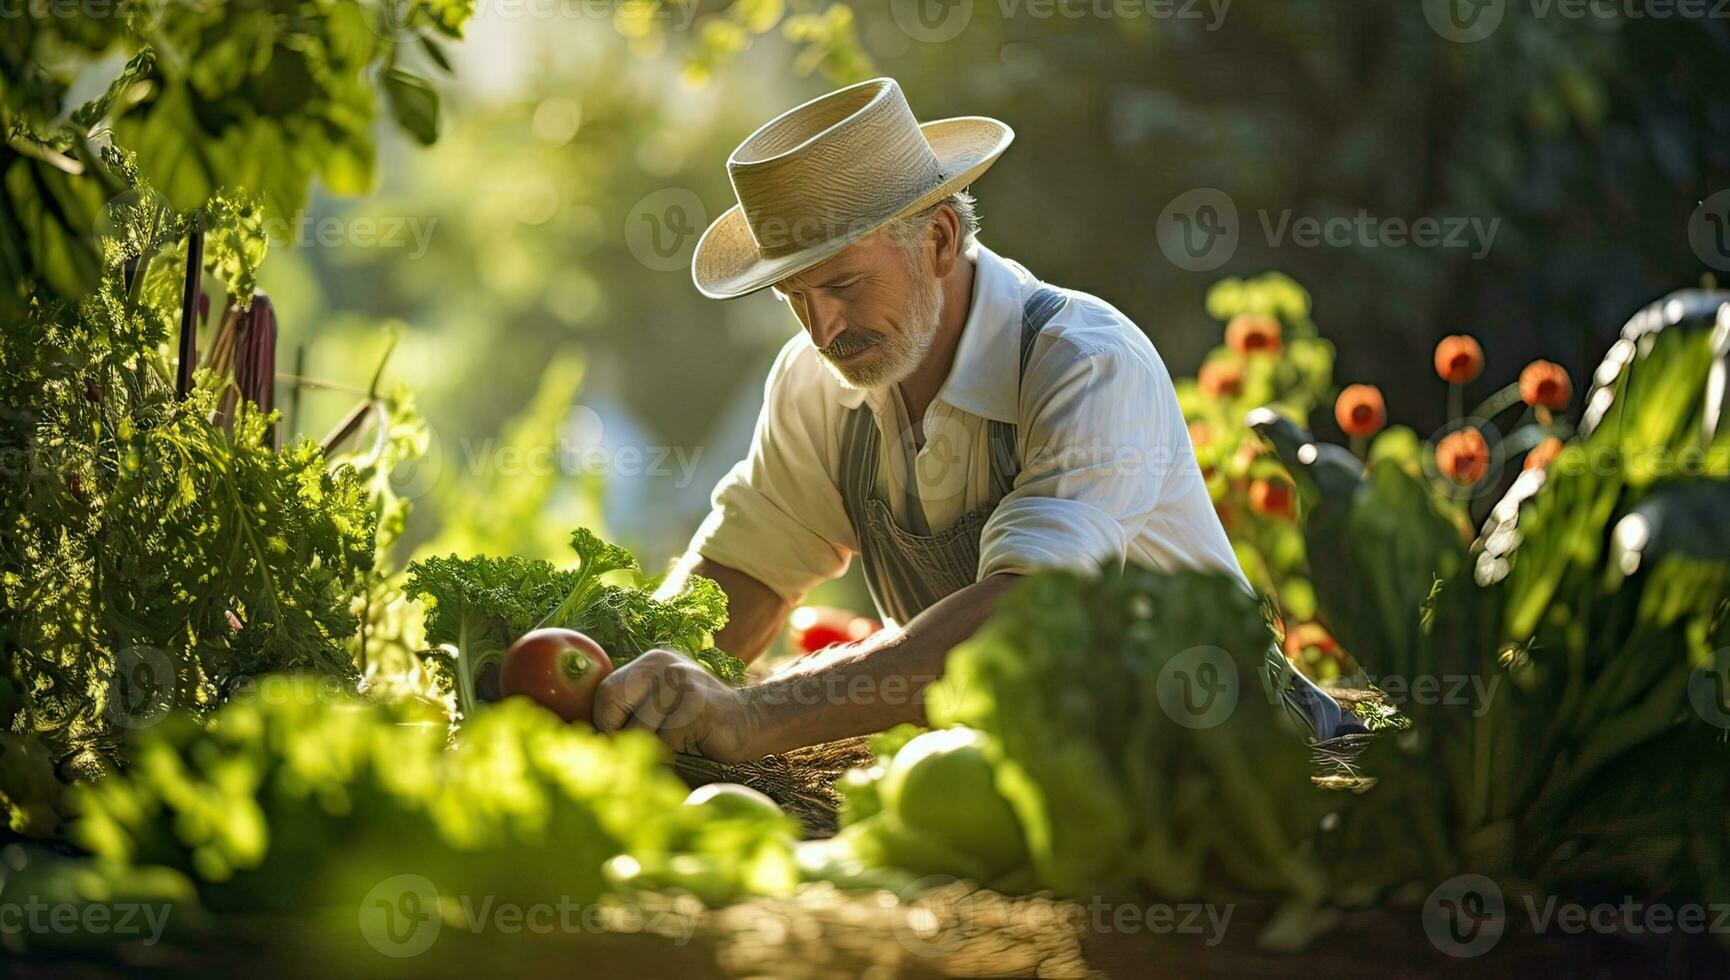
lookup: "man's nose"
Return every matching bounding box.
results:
[802,292,848,348]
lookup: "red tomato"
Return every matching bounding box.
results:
[788,606,881,654]
[499,628,614,723]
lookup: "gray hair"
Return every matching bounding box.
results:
[882,190,980,267]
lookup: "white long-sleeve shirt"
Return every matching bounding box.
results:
[687,241,1247,606]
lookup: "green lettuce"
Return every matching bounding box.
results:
[927,567,1326,903]
[405,528,744,723]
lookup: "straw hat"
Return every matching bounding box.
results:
[692,77,1013,300]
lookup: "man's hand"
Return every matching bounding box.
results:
[591,649,759,762]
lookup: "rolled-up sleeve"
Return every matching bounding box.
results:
[978,333,1179,579]
[688,339,853,601]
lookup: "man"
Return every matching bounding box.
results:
[592,78,1348,759]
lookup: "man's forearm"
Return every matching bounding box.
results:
[740,573,1021,756]
[658,553,789,663]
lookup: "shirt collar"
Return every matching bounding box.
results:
[834,241,1025,423]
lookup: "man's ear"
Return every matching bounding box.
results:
[930,204,964,279]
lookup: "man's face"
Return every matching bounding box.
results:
[771,228,945,390]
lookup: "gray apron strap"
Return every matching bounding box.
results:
[837,286,1068,625]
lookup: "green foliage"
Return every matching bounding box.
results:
[1179,274,1348,677]
[1,0,475,316]
[45,678,712,958]
[0,732,63,838]
[2,207,378,766]
[1276,292,1730,911]
[405,527,743,723]
[1,0,473,778]
[606,783,800,906]
[922,567,1324,904]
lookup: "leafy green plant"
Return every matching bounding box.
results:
[827,567,1327,908]
[405,528,744,724]
[2,206,379,769]
[10,675,799,961]
[1262,289,1730,909]
[1,0,473,797]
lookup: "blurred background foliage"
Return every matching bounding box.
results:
[235,0,1726,586]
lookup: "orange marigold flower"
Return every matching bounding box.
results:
[1225,313,1283,356]
[1334,384,1387,437]
[1520,360,1572,411]
[1234,438,1265,469]
[1524,435,1563,472]
[1198,360,1244,399]
[1436,427,1491,485]
[1248,477,1295,519]
[1187,420,1215,446]
[1284,622,1338,661]
[1433,335,1485,385]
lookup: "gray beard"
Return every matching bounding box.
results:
[824,274,944,391]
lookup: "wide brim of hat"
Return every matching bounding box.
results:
[691,116,1013,300]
